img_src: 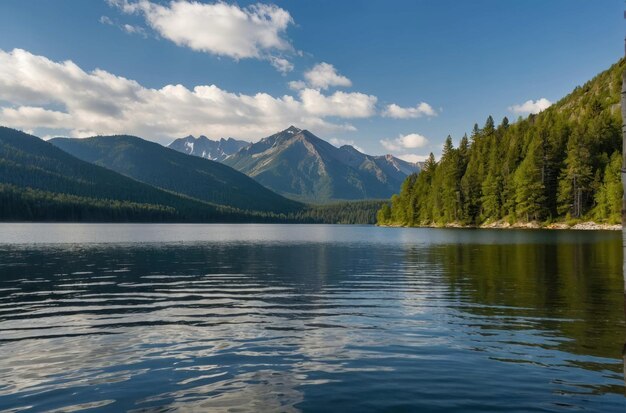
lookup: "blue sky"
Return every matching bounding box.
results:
[0,0,622,161]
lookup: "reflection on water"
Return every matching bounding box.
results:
[0,224,624,412]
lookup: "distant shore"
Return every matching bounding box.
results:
[380,221,622,231]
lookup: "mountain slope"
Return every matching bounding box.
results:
[335,144,422,182]
[378,58,624,227]
[51,135,303,213]
[223,126,420,202]
[0,127,250,222]
[168,135,249,161]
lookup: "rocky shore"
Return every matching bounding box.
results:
[380,221,622,231]
[480,220,621,231]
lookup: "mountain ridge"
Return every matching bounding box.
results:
[0,126,256,222]
[51,134,303,214]
[222,126,420,203]
[0,126,383,224]
[168,135,249,162]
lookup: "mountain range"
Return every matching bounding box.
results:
[51,135,302,214]
[0,58,619,225]
[168,135,249,162]
[0,127,251,222]
[0,127,383,223]
[169,126,420,203]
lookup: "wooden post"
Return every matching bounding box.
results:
[621,66,626,391]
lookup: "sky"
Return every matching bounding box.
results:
[0,0,622,162]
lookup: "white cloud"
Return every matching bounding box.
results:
[380,133,429,152]
[382,102,437,119]
[100,13,147,38]
[110,0,294,72]
[99,15,114,25]
[396,154,429,163]
[291,65,437,120]
[122,23,147,37]
[268,56,294,74]
[300,89,376,118]
[508,98,552,114]
[0,48,381,142]
[303,62,352,90]
[288,80,306,91]
[0,106,72,129]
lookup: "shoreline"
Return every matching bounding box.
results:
[379,221,622,231]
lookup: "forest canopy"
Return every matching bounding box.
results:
[378,59,624,227]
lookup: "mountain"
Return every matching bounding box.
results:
[378,58,624,227]
[168,135,249,161]
[223,126,420,203]
[0,127,255,222]
[0,126,391,224]
[334,143,422,181]
[51,135,303,214]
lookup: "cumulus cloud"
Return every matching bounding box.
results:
[268,56,294,74]
[303,62,352,90]
[396,154,429,163]
[508,98,552,114]
[382,102,436,119]
[380,133,429,152]
[288,80,306,91]
[290,65,437,119]
[0,48,381,142]
[300,89,376,118]
[109,0,295,71]
[0,106,72,129]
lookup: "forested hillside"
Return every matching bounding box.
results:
[51,135,302,214]
[0,127,381,224]
[0,127,269,222]
[378,59,624,227]
[295,200,385,225]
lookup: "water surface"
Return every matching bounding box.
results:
[0,224,624,412]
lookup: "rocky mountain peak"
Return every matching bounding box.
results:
[284,125,302,134]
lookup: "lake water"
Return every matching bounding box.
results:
[0,224,624,412]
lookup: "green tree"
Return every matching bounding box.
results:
[377,57,624,227]
[557,129,594,218]
[592,151,622,223]
[514,145,546,222]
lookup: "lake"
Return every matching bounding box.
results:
[0,223,624,412]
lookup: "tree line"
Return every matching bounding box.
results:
[378,59,624,227]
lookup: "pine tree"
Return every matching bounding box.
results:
[593,151,622,223]
[514,144,546,222]
[438,137,462,221]
[557,129,594,218]
[376,58,625,227]
[377,202,392,224]
[501,117,510,129]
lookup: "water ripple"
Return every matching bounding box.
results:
[0,225,624,412]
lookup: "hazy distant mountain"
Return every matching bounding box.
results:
[223,126,421,203]
[51,135,303,214]
[168,135,249,162]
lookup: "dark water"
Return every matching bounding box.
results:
[0,224,624,412]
